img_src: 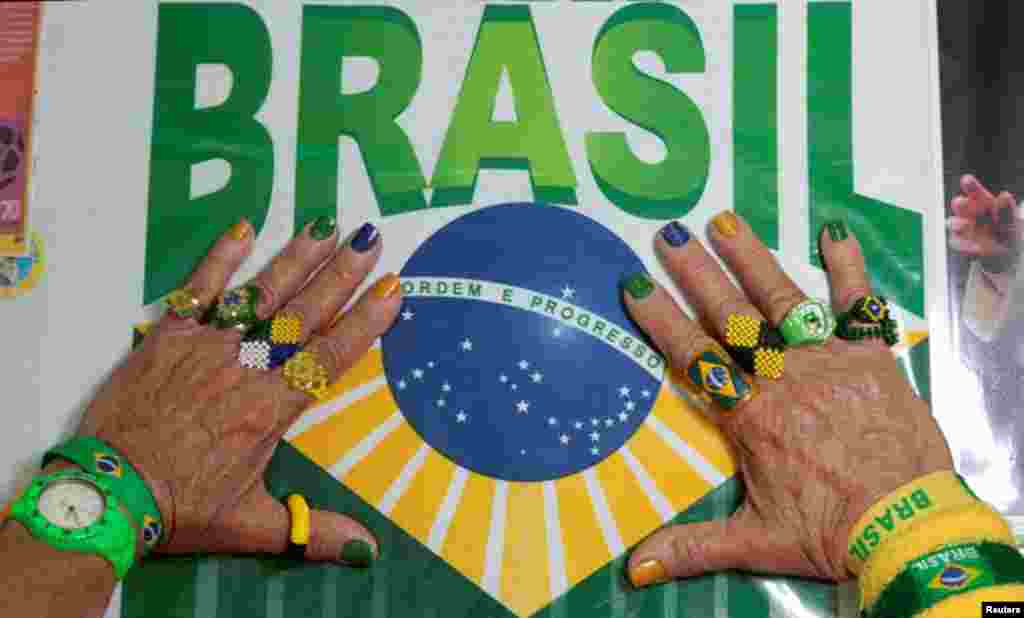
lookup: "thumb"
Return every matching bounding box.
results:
[204,486,379,567]
[627,515,764,587]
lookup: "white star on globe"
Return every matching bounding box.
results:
[618,411,629,422]
[625,401,636,412]
[456,411,468,423]
[511,384,518,391]
[641,389,651,399]
[397,380,407,390]
[499,374,508,383]
[401,309,415,321]
[548,417,558,426]
[530,371,543,383]
[442,382,452,392]
[437,399,446,408]
[461,338,473,351]
[590,447,599,456]
[412,369,424,380]
[428,361,435,369]
[591,418,599,426]
[560,434,570,445]
[561,285,576,300]
[574,421,584,430]
[590,431,600,442]
[604,418,614,427]
[518,360,530,370]
[618,386,631,398]
[516,400,530,414]
[553,328,562,337]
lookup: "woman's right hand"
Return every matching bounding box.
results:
[948,174,1022,258]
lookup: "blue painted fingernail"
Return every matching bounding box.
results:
[660,221,691,248]
[351,223,379,253]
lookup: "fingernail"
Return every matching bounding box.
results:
[339,539,375,568]
[310,215,338,241]
[228,218,251,241]
[623,272,655,301]
[963,175,979,191]
[629,559,668,588]
[660,221,691,248]
[826,220,848,242]
[711,212,739,238]
[351,222,380,253]
[372,273,401,299]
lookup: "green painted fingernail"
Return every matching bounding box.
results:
[623,273,655,301]
[310,216,338,241]
[340,539,374,568]
[826,220,848,242]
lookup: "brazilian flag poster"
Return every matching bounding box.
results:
[4,2,947,617]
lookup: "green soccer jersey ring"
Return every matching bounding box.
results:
[779,299,836,346]
[214,285,261,331]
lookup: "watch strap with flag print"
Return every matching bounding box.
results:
[42,436,164,553]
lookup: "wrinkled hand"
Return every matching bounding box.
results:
[949,174,1022,258]
[76,219,400,565]
[625,215,953,586]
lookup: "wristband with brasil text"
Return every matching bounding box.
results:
[863,541,1024,618]
[42,436,164,553]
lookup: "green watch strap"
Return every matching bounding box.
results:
[42,436,163,552]
[9,470,137,579]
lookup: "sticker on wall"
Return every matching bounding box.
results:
[0,227,44,299]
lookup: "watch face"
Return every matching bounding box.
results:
[37,479,106,530]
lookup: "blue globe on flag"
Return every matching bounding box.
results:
[382,203,665,482]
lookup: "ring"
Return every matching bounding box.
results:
[724,314,786,380]
[213,285,262,332]
[164,287,202,319]
[285,494,310,560]
[238,313,305,371]
[835,295,900,346]
[779,299,836,347]
[282,350,331,400]
[686,345,757,411]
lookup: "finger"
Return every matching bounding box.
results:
[622,272,754,413]
[627,513,771,586]
[234,216,341,323]
[657,212,768,341]
[161,219,253,323]
[947,216,972,234]
[818,220,872,314]
[697,217,808,325]
[206,488,378,566]
[272,222,383,344]
[276,273,402,410]
[960,174,997,219]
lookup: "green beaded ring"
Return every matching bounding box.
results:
[778,299,836,347]
[213,285,262,332]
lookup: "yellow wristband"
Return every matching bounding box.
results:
[848,471,979,575]
[858,502,1016,610]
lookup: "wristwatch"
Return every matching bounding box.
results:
[9,469,138,578]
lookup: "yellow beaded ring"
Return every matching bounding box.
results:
[282,350,330,400]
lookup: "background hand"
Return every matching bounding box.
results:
[949,174,1022,257]
[75,219,401,566]
[625,215,953,585]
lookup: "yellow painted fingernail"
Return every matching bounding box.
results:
[711,212,739,238]
[629,559,668,588]
[372,273,401,299]
[228,218,251,241]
